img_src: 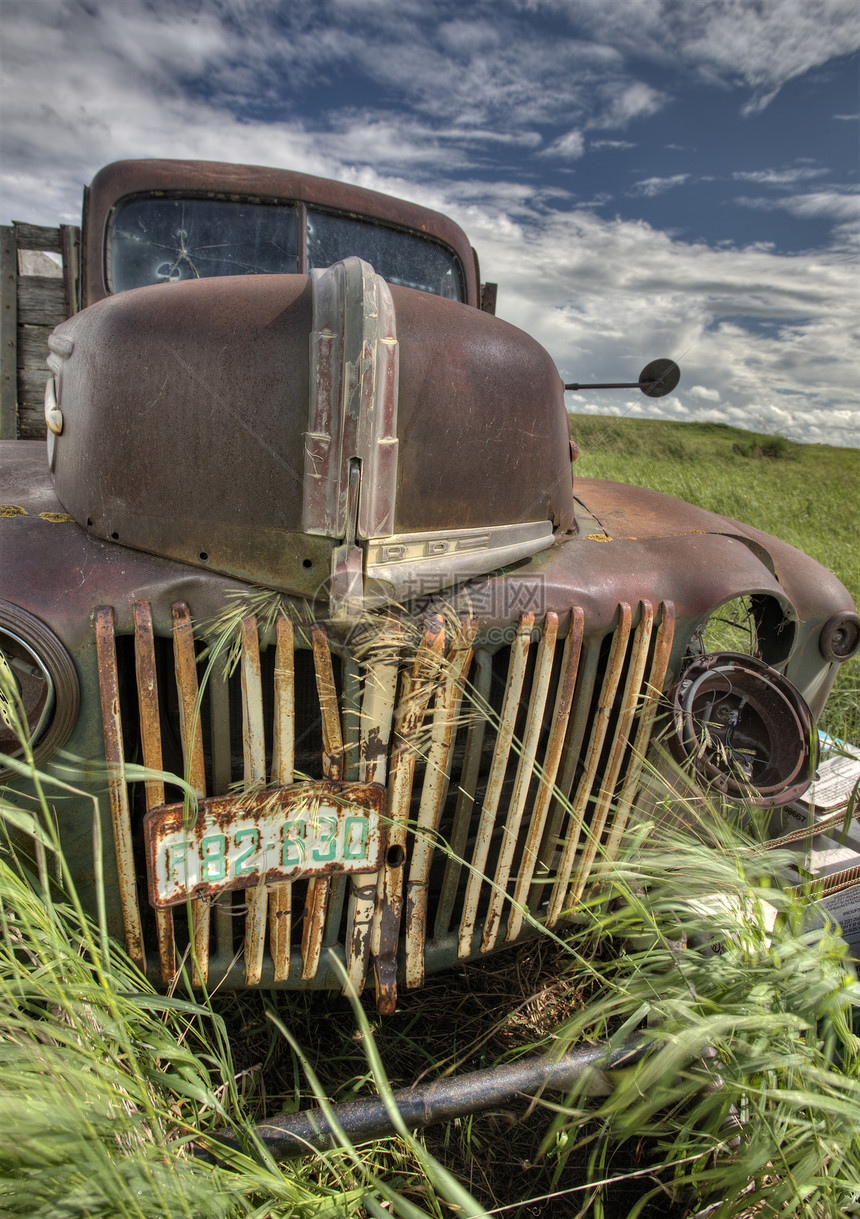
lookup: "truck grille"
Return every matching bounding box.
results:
[95,598,674,1009]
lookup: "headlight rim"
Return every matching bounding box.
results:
[0,600,80,778]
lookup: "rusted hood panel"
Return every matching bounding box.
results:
[45,271,575,602]
[392,289,575,535]
[2,442,250,651]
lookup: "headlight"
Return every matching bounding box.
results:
[0,602,80,776]
[668,651,814,807]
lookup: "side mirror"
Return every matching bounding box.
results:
[564,357,680,398]
[637,357,680,398]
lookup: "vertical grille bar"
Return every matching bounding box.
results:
[481,612,559,953]
[171,602,209,983]
[341,654,362,781]
[269,615,295,982]
[599,602,676,870]
[545,603,633,928]
[325,652,363,946]
[94,606,145,972]
[404,633,474,990]
[207,653,235,958]
[566,601,654,910]
[506,608,584,943]
[433,649,493,941]
[132,601,174,982]
[372,618,445,1013]
[458,613,534,959]
[302,625,343,979]
[528,636,602,914]
[344,617,400,995]
[240,616,268,985]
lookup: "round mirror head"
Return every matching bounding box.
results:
[639,357,680,398]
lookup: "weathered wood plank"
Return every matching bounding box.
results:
[18,363,50,440]
[18,324,52,369]
[61,226,81,315]
[17,277,67,327]
[12,222,63,252]
[1,226,18,438]
[18,364,50,402]
[19,404,48,439]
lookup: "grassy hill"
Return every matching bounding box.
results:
[569,413,859,740]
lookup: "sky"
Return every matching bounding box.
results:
[2,0,858,447]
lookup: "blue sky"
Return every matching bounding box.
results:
[2,0,858,445]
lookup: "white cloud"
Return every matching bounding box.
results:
[736,189,860,247]
[630,174,691,197]
[733,167,828,187]
[541,130,586,159]
[590,139,636,151]
[546,0,860,110]
[593,81,665,129]
[778,191,860,223]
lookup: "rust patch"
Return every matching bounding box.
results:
[133,601,175,984]
[95,606,146,971]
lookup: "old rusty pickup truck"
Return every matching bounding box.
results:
[2,159,858,1019]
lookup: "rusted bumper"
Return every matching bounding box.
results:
[202,1036,649,1161]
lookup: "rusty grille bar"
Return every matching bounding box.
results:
[96,599,674,1001]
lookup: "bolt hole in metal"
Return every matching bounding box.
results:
[199,552,208,562]
[302,559,313,569]
[111,531,119,540]
[386,844,406,868]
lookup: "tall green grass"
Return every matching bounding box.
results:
[5,737,858,1216]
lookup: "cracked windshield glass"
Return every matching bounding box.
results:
[108,196,463,299]
[108,197,299,290]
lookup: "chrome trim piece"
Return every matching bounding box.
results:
[365,521,554,599]
[303,258,399,542]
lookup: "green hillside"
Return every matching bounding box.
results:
[569,413,859,739]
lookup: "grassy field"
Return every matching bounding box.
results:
[570,413,860,741]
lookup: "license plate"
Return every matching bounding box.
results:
[144,781,385,908]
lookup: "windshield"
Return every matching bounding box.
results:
[107,196,464,301]
[306,209,462,299]
[107,198,299,291]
